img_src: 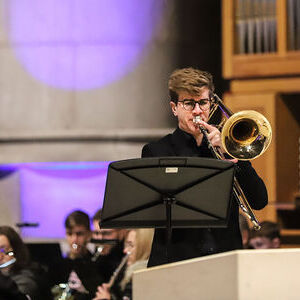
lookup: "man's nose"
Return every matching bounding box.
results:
[71,234,78,242]
[94,231,103,239]
[192,102,203,113]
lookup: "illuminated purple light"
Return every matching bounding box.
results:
[13,162,111,239]
[5,0,163,90]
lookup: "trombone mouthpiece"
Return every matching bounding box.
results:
[193,116,201,123]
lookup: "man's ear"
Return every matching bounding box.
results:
[170,101,177,116]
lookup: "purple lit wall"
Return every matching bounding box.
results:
[4,0,164,90]
[12,162,110,239]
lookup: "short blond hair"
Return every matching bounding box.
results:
[168,67,214,102]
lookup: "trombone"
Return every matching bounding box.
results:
[195,93,272,230]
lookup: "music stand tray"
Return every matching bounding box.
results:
[101,157,235,232]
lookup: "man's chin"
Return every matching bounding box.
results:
[189,126,199,135]
[179,123,198,136]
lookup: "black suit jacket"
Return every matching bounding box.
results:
[142,128,268,267]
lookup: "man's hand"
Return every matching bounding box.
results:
[92,283,111,300]
[68,270,88,294]
[196,120,238,163]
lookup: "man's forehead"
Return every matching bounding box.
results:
[66,225,89,233]
[178,88,210,100]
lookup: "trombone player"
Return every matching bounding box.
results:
[142,67,269,267]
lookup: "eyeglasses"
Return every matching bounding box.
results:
[177,98,211,111]
[0,248,14,257]
[93,229,116,237]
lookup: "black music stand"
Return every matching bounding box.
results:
[101,157,235,249]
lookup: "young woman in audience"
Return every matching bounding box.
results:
[93,228,154,300]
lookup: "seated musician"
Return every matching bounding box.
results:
[49,210,104,300]
[0,226,41,299]
[248,221,281,249]
[91,209,127,283]
[93,228,154,300]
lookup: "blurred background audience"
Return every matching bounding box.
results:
[248,221,281,249]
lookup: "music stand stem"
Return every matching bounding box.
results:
[163,195,176,262]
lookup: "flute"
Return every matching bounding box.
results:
[107,251,131,288]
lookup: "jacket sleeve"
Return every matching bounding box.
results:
[235,161,268,210]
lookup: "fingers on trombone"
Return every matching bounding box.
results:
[227,158,238,164]
[202,122,218,134]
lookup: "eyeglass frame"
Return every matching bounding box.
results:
[0,248,14,257]
[92,228,118,237]
[176,98,212,111]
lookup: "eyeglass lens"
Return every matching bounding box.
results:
[0,248,13,256]
[180,99,211,111]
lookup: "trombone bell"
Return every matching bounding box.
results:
[221,110,272,160]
